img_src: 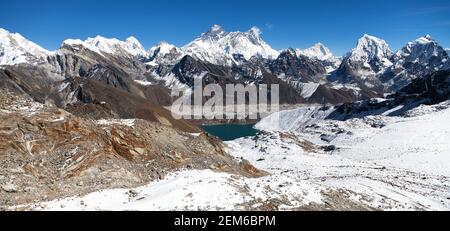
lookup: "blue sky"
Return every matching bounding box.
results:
[1,0,449,55]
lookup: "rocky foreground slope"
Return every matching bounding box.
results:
[0,90,263,209]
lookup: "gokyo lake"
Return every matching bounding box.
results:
[200,124,259,141]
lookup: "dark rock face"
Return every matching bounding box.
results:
[308,84,380,105]
[172,55,235,86]
[170,55,306,105]
[321,145,337,152]
[269,49,326,83]
[259,71,306,104]
[0,64,62,104]
[327,70,450,120]
[396,70,450,104]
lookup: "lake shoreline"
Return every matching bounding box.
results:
[200,123,259,141]
[188,118,260,126]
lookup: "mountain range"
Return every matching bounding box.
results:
[1,26,449,119]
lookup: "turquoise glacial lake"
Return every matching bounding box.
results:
[200,124,259,141]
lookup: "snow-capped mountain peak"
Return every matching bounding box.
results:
[388,34,450,86]
[125,36,146,53]
[63,35,147,57]
[148,41,184,65]
[86,35,147,57]
[125,36,140,44]
[295,43,341,73]
[282,48,297,56]
[353,34,393,61]
[415,34,433,44]
[210,24,223,31]
[394,34,448,63]
[0,28,49,66]
[335,34,395,84]
[247,26,261,39]
[199,24,227,41]
[182,25,279,65]
[340,34,393,74]
[296,43,335,61]
[150,41,176,53]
